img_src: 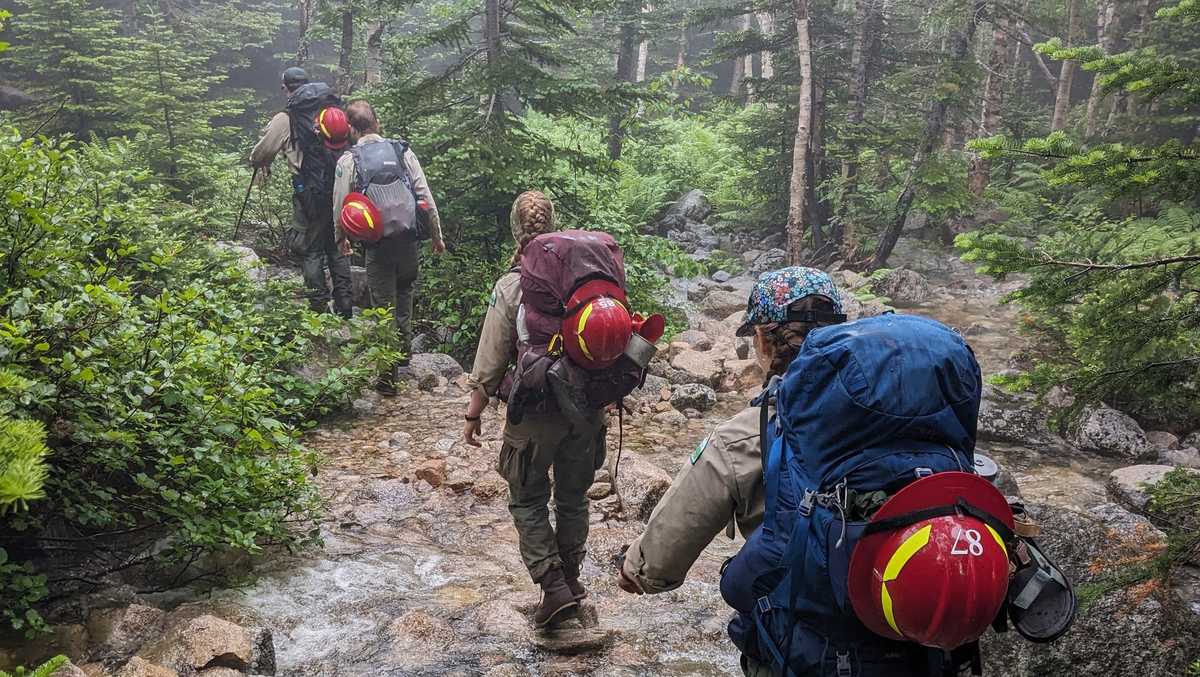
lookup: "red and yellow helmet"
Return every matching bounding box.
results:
[316,107,350,151]
[339,192,383,243]
[562,280,632,370]
[848,471,1014,651]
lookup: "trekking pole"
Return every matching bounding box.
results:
[232,166,259,241]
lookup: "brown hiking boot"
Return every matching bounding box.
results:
[561,558,587,601]
[533,568,578,628]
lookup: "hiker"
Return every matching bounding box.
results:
[250,67,353,317]
[332,100,445,392]
[618,267,846,596]
[619,268,1075,676]
[462,192,665,628]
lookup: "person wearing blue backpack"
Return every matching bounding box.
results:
[619,268,1076,676]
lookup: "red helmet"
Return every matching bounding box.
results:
[339,192,383,243]
[848,472,1013,651]
[316,107,350,150]
[562,280,632,370]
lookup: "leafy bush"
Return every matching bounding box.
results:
[0,130,398,635]
[0,655,67,677]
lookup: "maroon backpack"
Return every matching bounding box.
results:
[505,230,662,426]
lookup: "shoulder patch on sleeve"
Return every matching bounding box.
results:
[487,290,498,307]
[691,433,713,465]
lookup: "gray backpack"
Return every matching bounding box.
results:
[350,139,419,240]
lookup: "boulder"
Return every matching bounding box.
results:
[415,459,448,488]
[213,242,266,284]
[830,269,869,292]
[748,249,786,275]
[587,482,612,500]
[838,292,889,322]
[138,615,273,675]
[349,265,371,309]
[1108,464,1199,513]
[47,661,89,677]
[869,268,932,305]
[1159,447,1200,469]
[530,626,615,655]
[115,658,177,677]
[1185,432,1200,449]
[671,329,714,351]
[629,373,670,411]
[614,452,673,521]
[648,359,701,387]
[387,610,453,649]
[1146,430,1180,450]
[977,384,1057,447]
[1071,404,1152,459]
[409,353,464,381]
[698,290,746,319]
[981,501,1196,677]
[658,189,712,231]
[470,474,508,501]
[711,270,732,283]
[722,359,765,393]
[669,350,723,388]
[670,383,717,412]
[86,605,166,663]
[652,409,688,427]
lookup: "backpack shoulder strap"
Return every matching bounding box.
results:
[390,140,413,186]
[349,144,368,193]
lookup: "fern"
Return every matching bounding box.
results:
[0,655,68,677]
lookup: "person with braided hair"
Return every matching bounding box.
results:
[618,267,845,604]
[463,191,607,628]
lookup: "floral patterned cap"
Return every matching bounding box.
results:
[735,266,844,337]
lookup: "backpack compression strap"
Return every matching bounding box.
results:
[861,498,1017,545]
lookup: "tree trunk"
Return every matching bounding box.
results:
[636,3,652,83]
[968,11,1011,196]
[485,0,502,70]
[869,0,983,271]
[608,1,641,160]
[153,48,177,179]
[729,14,749,98]
[337,6,354,94]
[675,18,687,70]
[1124,0,1153,117]
[1084,0,1119,137]
[785,0,814,265]
[833,0,879,249]
[366,23,385,85]
[296,0,313,66]
[808,79,832,252]
[757,11,775,79]
[1050,0,1083,131]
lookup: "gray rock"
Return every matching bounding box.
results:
[614,452,674,521]
[409,353,464,380]
[869,268,932,306]
[838,292,889,322]
[981,501,1197,677]
[669,350,723,388]
[213,242,267,283]
[1072,404,1152,459]
[1146,430,1180,450]
[351,397,376,416]
[1107,464,1194,513]
[711,270,732,283]
[85,604,166,663]
[1159,447,1200,469]
[698,290,746,319]
[672,329,715,351]
[977,384,1057,447]
[630,373,670,410]
[667,189,713,224]
[349,265,371,309]
[389,431,413,450]
[530,625,614,655]
[741,249,764,265]
[652,409,688,427]
[1183,431,1200,449]
[670,383,717,412]
[749,248,786,275]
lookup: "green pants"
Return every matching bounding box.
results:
[365,234,420,360]
[497,412,606,583]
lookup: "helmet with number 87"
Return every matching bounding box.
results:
[848,471,1014,651]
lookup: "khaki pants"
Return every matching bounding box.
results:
[497,412,606,583]
[365,234,420,360]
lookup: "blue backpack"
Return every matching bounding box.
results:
[719,314,985,677]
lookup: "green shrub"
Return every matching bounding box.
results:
[0,655,67,677]
[0,130,398,635]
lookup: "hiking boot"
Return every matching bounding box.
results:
[375,368,398,397]
[533,568,578,628]
[561,557,587,601]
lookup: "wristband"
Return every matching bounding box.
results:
[465,415,480,422]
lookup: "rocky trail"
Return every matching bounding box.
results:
[8,194,1200,676]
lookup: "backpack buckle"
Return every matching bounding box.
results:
[836,651,853,677]
[914,467,934,479]
[756,596,772,614]
[799,490,815,517]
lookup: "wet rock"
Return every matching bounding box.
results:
[981,501,1195,677]
[711,270,731,283]
[869,268,932,305]
[196,670,242,677]
[831,269,869,291]
[1146,430,1180,450]
[388,431,413,450]
[587,482,612,499]
[46,661,89,677]
[1071,404,1153,459]
[838,292,889,321]
[0,623,89,670]
[86,605,166,663]
[614,452,673,521]
[977,384,1057,447]
[670,383,717,412]
[672,329,714,351]
[472,599,530,641]
[410,353,464,381]
[351,397,377,416]
[657,190,712,232]
[445,470,475,494]
[1044,385,1075,409]
[748,248,786,275]
[115,658,177,677]
[530,626,615,655]
[629,373,670,411]
[652,409,688,427]
[138,615,273,675]
[669,350,723,388]
[415,459,448,488]
[388,610,452,649]
[483,666,526,677]
[683,408,703,419]
[80,664,111,677]
[1108,465,1199,513]
[1185,431,1200,449]
[595,494,623,520]
[213,242,266,284]
[698,290,746,319]
[1159,447,1200,469]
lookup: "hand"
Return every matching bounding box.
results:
[616,567,642,595]
[431,238,447,255]
[463,417,482,447]
[252,166,270,186]
[338,238,352,257]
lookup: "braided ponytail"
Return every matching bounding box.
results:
[509,191,556,267]
[757,296,839,378]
